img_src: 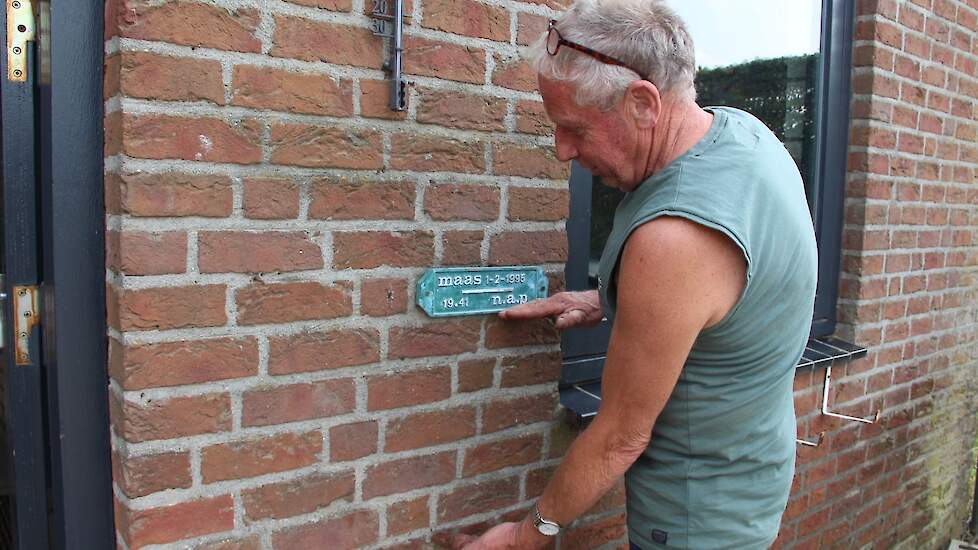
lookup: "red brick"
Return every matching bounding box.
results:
[201,431,322,483]
[458,358,495,392]
[120,51,224,104]
[361,277,409,317]
[268,329,381,374]
[462,433,543,476]
[118,285,227,331]
[388,496,430,536]
[388,318,482,359]
[242,379,356,427]
[368,366,451,411]
[508,187,569,221]
[364,451,456,499]
[424,183,500,221]
[199,231,323,274]
[516,100,553,135]
[437,477,520,522]
[271,509,378,550]
[242,177,300,219]
[308,179,415,220]
[271,16,383,69]
[116,172,233,217]
[329,421,379,461]
[492,53,536,91]
[482,392,557,432]
[243,471,355,521]
[124,495,235,549]
[500,351,561,387]
[123,114,262,164]
[443,230,485,265]
[421,0,508,40]
[115,451,192,498]
[390,133,485,173]
[494,143,569,179]
[486,317,559,348]
[231,65,353,116]
[115,337,258,390]
[117,2,260,53]
[105,53,121,99]
[105,111,122,157]
[235,281,351,325]
[490,230,567,265]
[269,123,383,169]
[386,407,477,452]
[285,0,352,10]
[194,536,261,550]
[417,88,507,131]
[562,512,627,550]
[119,393,231,443]
[359,79,409,120]
[108,230,187,275]
[333,231,435,269]
[403,36,485,84]
[517,12,549,45]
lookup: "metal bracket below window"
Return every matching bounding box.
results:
[820,363,880,424]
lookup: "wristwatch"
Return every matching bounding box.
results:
[532,504,562,536]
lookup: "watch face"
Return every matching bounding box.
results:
[538,522,560,536]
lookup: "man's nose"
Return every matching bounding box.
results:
[554,134,577,162]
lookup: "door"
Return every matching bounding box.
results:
[0,1,113,548]
[1,0,50,546]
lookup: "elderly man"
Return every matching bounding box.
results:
[452,1,818,549]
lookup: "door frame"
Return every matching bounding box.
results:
[3,1,113,548]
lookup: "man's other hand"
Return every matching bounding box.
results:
[451,521,544,550]
[498,290,603,329]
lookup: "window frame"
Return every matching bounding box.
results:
[561,0,855,383]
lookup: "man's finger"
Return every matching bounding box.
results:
[498,296,564,320]
[555,308,588,329]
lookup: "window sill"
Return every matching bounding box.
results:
[559,336,867,427]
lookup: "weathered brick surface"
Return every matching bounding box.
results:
[107,0,608,547]
[201,431,322,482]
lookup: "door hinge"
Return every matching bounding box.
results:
[6,0,35,82]
[13,285,39,364]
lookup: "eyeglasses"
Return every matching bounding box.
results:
[546,20,649,81]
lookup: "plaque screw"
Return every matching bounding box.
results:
[12,1,21,8]
[13,69,22,78]
[12,46,21,55]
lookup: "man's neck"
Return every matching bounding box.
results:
[641,101,715,181]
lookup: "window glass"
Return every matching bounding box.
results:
[586,0,824,285]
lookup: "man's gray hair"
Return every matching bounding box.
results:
[526,0,697,110]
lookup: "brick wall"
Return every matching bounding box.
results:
[103,0,978,549]
[779,0,978,549]
[103,0,629,549]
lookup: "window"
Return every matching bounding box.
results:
[561,0,855,387]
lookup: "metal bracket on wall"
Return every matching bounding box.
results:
[796,432,824,447]
[821,363,880,424]
[6,0,34,82]
[13,285,39,364]
[370,0,409,111]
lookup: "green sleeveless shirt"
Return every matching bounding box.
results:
[597,107,818,549]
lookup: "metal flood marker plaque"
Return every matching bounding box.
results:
[417,266,549,317]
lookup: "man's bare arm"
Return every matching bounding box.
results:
[511,217,746,547]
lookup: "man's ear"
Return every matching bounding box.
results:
[624,80,661,129]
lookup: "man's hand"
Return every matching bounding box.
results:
[449,522,520,550]
[450,520,548,550]
[499,290,603,329]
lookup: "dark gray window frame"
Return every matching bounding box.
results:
[561,0,855,384]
